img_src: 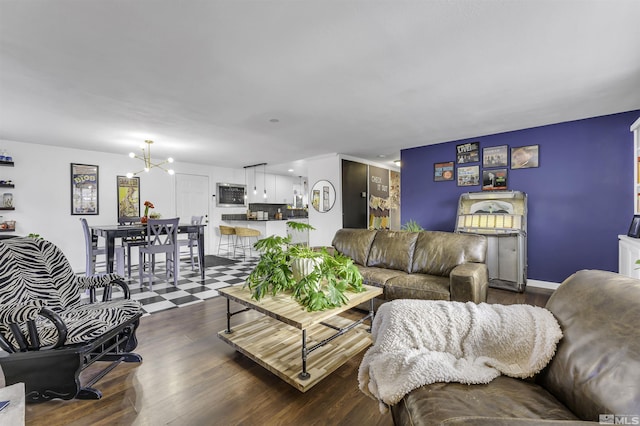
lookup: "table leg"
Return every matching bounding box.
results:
[104,233,115,274]
[225,298,233,334]
[368,298,375,333]
[198,228,205,280]
[298,329,310,380]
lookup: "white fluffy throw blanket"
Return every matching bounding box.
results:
[358,299,562,412]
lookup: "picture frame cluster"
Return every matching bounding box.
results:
[433,142,539,191]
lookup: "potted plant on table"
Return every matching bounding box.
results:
[245,221,364,311]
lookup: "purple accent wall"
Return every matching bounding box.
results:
[401,110,639,283]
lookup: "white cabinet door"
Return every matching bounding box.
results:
[275,175,293,204]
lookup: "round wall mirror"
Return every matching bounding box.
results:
[310,180,336,212]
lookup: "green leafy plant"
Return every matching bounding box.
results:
[245,221,364,311]
[401,219,424,232]
[27,233,42,239]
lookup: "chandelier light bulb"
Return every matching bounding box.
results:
[126,172,133,178]
[168,169,175,175]
[144,167,150,173]
[263,189,267,199]
[129,152,135,158]
[168,157,174,163]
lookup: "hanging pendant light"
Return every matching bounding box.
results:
[253,167,257,195]
[244,167,248,200]
[263,163,267,199]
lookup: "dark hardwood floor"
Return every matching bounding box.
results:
[25,286,554,426]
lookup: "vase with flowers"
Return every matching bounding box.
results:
[141,201,154,223]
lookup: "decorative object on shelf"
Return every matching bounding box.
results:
[0,220,15,230]
[246,221,364,311]
[141,200,154,223]
[70,163,99,215]
[126,140,174,178]
[3,192,12,208]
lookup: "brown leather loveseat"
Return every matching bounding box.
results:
[331,229,488,304]
[391,269,640,425]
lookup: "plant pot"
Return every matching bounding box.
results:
[291,257,322,282]
[141,216,148,224]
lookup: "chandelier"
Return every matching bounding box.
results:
[126,140,174,178]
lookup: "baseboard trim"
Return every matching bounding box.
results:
[527,279,560,290]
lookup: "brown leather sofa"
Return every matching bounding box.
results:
[391,269,640,425]
[331,229,488,304]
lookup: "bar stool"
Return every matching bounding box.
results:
[233,227,261,260]
[217,225,236,257]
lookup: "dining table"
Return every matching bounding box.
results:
[90,222,207,280]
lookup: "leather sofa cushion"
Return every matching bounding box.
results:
[392,376,579,426]
[367,231,418,273]
[384,274,450,301]
[537,270,640,420]
[358,266,406,288]
[411,231,487,276]
[332,228,377,266]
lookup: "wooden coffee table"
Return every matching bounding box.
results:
[218,284,383,392]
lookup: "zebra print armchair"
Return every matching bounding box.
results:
[0,237,143,402]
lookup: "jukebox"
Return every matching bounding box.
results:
[455,191,528,292]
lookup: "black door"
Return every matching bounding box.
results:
[342,159,368,228]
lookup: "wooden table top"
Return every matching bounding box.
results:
[218,284,382,329]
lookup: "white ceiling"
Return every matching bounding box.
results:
[1,0,639,176]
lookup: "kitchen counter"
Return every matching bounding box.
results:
[221,218,309,244]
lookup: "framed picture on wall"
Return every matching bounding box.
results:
[457,165,479,186]
[482,145,508,168]
[70,163,99,215]
[482,168,508,190]
[511,145,540,169]
[434,161,454,181]
[117,175,140,219]
[456,142,480,164]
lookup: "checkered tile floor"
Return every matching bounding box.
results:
[82,255,259,316]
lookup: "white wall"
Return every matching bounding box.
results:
[0,138,274,272]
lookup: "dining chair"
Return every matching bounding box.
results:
[217,225,236,257]
[118,216,146,277]
[138,217,180,290]
[80,218,126,277]
[178,215,204,271]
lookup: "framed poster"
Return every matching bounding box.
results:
[70,163,99,215]
[456,142,480,164]
[457,165,479,186]
[511,145,540,169]
[117,175,141,219]
[482,168,508,191]
[482,145,508,168]
[434,161,454,181]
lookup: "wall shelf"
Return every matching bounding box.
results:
[0,207,15,211]
[0,184,14,188]
[0,161,14,167]
[0,229,15,233]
